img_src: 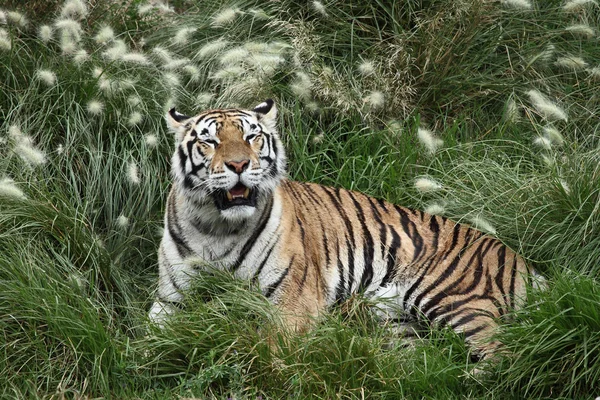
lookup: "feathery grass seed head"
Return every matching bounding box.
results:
[127,95,143,108]
[470,215,497,235]
[197,39,229,59]
[212,8,239,27]
[94,26,115,44]
[504,96,520,122]
[127,161,140,184]
[73,49,88,64]
[563,0,598,12]
[358,60,375,76]
[174,27,197,45]
[183,65,200,81]
[543,126,564,145]
[220,47,249,65]
[414,177,443,193]
[425,203,445,215]
[555,55,587,70]
[0,29,11,51]
[60,0,88,20]
[163,72,180,87]
[116,214,129,228]
[526,89,568,121]
[16,143,47,167]
[103,39,128,60]
[196,92,213,105]
[152,46,172,63]
[128,111,143,126]
[565,24,595,38]
[501,0,533,9]
[38,25,53,43]
[36,69,57,86]
[417,127,444,154]
[121,52,150,65]
[0,178,26,199]
[87,100,104,116]
[364,90,385,109]
[533,136,553,150]
[145,134,158,148]
[312,1,328,16]
[212,66,245,80]
[7,11,27,28]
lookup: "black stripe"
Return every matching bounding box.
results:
[264,256,293,298]
[404,224,467,311]
[166,194,193,258]
[418,237,494,316]
[394,205,424,262]
[230,196,273,271]
[509,256,518,310]
[348,192,375,292]
[334,236,346,303]
[252,241,276,282]
[380,228,400,288]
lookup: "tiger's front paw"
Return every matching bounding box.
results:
[148,300,177,328]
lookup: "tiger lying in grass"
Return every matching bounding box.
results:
[149,99,540,360]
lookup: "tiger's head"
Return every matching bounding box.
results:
[166,100,286,221]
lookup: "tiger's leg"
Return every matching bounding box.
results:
[148,242,195,326]
[431,299,503,361]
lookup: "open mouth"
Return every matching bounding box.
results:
[213,182,258,210]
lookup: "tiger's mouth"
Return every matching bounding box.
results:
[213,182,258,210]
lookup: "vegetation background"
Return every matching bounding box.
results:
[1,0,600,398]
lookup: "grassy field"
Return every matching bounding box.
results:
[1,0,600,398]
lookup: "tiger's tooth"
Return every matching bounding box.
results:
[243,188,250,198]
[226,191,233,201]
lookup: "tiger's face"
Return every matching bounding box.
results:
[166,100,286,221]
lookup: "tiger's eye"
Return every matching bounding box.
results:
[250,124,257,130]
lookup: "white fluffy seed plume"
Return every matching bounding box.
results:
[36,69,57,86]
[312,1,328,16]
[152,46,173,63]
[533,136,553,150]
[220,47,249,65]
[417,127,444,154]
[103,40,128,60]
[7,11,27,28]
[414,177,443,193]
[127,161,140,185]
[127,95,143,108]
[555,55,587,70]
[94,26,115,44]
[173,27,197,45]
[38,25,53,43]
[144,134,158,148]
[197,92,213,105]
[425,203,445,215]
[364,91,385,109]
[542,125,564,145]
[565,24,595,38]
[501,0,533,9]
[212,8,239,27]
[16,142,47,167]
[470,215,497,235]
[87,100,104,116]
[73,49,88,64]
[197,39,229,59]
[0,178,26,199]
[121,52,150,65]
[60,0,88,20]
[503,96,520,122]
[128,111,143,126]
[526,89,568,121]
[0,29,11,51]
[563,0,598,12]
[358,60,376,76]
[116,214,130,228]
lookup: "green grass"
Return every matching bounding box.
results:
[1,0,600,398]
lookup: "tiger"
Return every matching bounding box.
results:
[148,99,541,361]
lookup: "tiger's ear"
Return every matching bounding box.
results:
[165,108,192,142]
[252,99,277,131]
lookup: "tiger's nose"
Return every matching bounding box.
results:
[225,159,250,174]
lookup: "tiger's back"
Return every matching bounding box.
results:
[149,100,535,360]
